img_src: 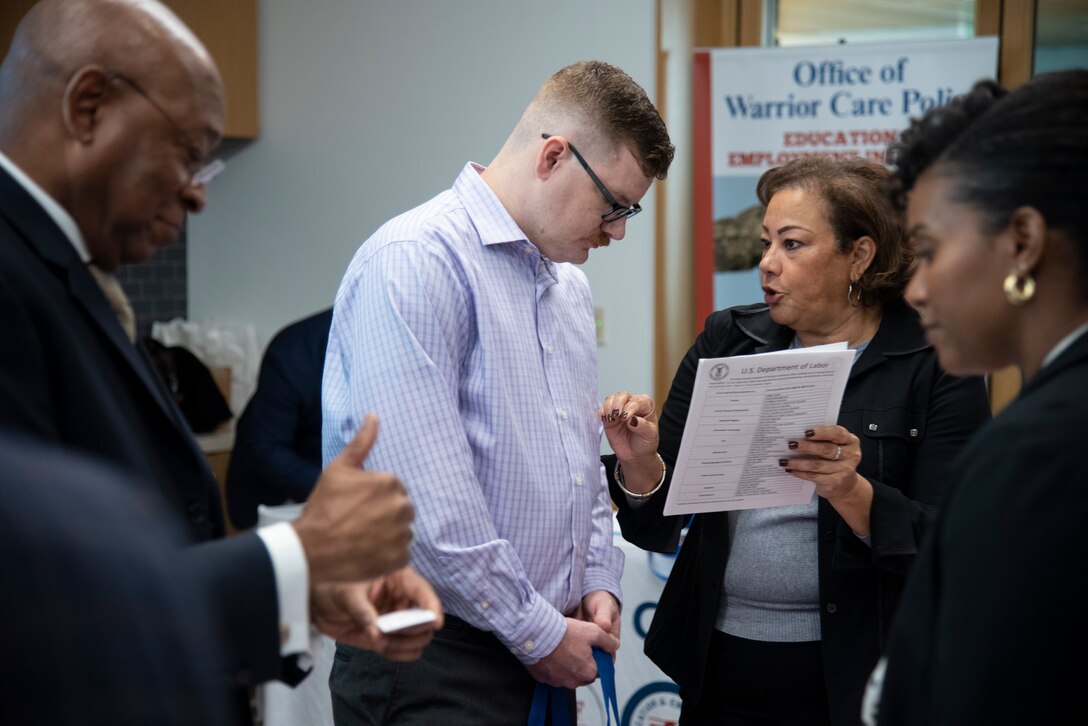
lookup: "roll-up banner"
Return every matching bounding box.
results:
[693,38,999,326]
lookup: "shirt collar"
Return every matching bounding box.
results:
[453,162,541,257]
[1041,321,1088,370]
[0,149,90,263]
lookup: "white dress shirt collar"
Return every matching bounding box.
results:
[1041,321,1088,370]
[0,148,90,262]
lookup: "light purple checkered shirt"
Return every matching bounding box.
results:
[323,163,624,663]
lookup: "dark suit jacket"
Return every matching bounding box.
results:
[877,330,1088,725]
[607,301,991,725]
[227,308,332,529]
[0,433,233,726]
[0,165,283,689]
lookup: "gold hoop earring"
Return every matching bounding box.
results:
[1003,273,1036,305]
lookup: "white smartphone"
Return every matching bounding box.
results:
[376,607,438,634]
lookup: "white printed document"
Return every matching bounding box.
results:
[663,344,854,515]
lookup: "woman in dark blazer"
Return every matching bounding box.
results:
[600,157,991,725]
[869,70,1088,726]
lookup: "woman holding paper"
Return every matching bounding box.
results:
[600,156,991,725]
[868,70,1088,725]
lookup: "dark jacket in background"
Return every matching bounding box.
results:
[606,300,992,725]
[0,433,232,726]
[227,308,332,529]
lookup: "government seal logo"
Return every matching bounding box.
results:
[708,362,730,381]
[621,682,682,726]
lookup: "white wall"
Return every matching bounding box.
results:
[658,0,696,397]
[188,0,658,403]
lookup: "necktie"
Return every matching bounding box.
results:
[87,263,137,343]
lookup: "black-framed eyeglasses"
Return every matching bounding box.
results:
[541,133,641,223]
[107,70,224,187]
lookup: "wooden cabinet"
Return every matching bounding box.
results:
[0,0,258,138]
[163,0,259,138]
[0,1,38,57]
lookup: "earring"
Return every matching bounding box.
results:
[847,279,862,307]
[1003,272,1036,305]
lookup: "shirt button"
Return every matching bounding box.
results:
[480,601,489,610]
[868,423,878,431]
[909,428,919,437]
[510,647,519,654]
[575,475,583,486]
[560,409,568,421]
[524,640,535,650]
[826,603,838,614]
[545,345,554,355]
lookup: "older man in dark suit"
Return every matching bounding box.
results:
[0,1,441,721]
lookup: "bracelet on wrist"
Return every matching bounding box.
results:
[614,453,667,500]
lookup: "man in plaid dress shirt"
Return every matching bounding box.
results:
[325,61,673,724]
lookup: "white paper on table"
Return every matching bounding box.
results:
[663,343,855,516]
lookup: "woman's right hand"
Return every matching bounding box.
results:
[599,392,662,490]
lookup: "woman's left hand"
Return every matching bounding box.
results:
[780,424,874,535]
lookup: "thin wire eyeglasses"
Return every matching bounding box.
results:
[107,71,225,187]
[541,133,641,223]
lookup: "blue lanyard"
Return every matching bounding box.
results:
[527,647,619,726]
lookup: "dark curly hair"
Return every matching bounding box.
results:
[756,156,910,307]
[887,70,1088,281]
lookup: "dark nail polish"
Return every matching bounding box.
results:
[788,441,798,449]
[778,458,788,466]
[805,429,815,438]
[784,468,793,473]
[611,408,620,418]
[630,417,639,428]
